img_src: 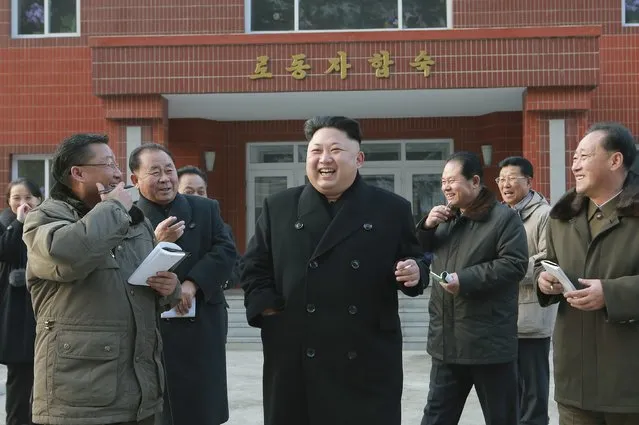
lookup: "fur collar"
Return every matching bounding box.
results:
[455,187,497,221]
[550,171,639,220]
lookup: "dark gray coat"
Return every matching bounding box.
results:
[136,194,237,425]
[242,175,428,425]
[0,207,35,364]
[417,188,528,364]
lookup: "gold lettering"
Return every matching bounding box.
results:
[325,51,351,80]
[285,53,311,80]
[409,50,436,77]
[249,55,273,80]
[368,51,394,78]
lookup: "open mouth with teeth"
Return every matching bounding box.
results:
[318,168,336,177]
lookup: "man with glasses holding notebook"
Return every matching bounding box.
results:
[536,122,639,425]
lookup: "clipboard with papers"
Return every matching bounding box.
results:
[127,241,189,286]
[540,260,577,292]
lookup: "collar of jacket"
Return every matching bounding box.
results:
[550,171,639,220]
[518,191,549,221]
[0,207,17,227]
[454,187,497,222]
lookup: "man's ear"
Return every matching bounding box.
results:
[472,175,481,188]
[69,166,86,184]
[131,174,139,186]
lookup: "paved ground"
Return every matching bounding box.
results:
[1,351,558,425]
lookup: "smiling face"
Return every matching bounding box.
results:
[441,160,481,210]
[178,173,207,197]
[132,149,178,205]
[8,184,41,214]
[498,165,531,206]
[69,143,123,206]
[305,127,364,201]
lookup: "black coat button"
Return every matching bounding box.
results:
[350,260,360,269]
[347,351,358,360]
[294,221,304,230]
[306,304,316,313]
[306,348,316,358]
[348,305,358,315]
[309,260,319,269]
[363,223,373,231]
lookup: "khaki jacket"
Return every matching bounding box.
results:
[535,172,639,413]
[23,198,180,425]
[517,191,557,338]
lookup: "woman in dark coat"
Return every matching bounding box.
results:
[0,178,43,425]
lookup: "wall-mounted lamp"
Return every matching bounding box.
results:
[204,151,216,172]
[481,145,493,167]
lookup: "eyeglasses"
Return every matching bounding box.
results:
[495,176,528,185]
[76,162,121,170]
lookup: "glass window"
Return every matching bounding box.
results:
[13,156,53,198]
[297,144,308,163]
[361,174,395,192]
[411,173,445,224]
[406,142,450,161]
[249,0,448,31]
[362,143,401,161]
[249,145,295,164]
[626,0,639,25]
[254,176,289,223]
[14,0,78,37]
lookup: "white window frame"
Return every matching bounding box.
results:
[623,0,639,26]
[11,154,54,199]
[11,0,81,39]
[245,0,453,33]
[245,139,452,243]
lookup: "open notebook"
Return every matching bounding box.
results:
[128,242,188,286]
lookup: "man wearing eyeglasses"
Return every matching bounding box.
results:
[22,133,181,425]
[497,157,556,425]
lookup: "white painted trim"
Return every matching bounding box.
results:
[11,154,54,199]
[549,119,566,205]
[11,0,81,38]
[126,126,142,185]
[245,0,453,32]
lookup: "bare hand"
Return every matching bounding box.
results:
[395,259,420,287]
[147,271,179,297]
[96,182,133,211]
[154,216,185,243]
[440,272,460,295]
[565,279,605,311]
[538,271,564,295]
[424,205,453,229]
[176,280,198,315]
[16,203,32,223]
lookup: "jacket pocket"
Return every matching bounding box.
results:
[52,330,120,407]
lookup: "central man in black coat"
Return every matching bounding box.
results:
[242,116,430,425]
[130,144,237,425]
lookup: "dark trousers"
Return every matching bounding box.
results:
[43,415,154,425]
[5,362,33,425]
[518,337,551,425]
[421,358,519,425]
[558,403,639,425]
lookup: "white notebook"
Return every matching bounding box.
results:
[540,260,577,292]
[161,301,196,319]
[127,242,188,286]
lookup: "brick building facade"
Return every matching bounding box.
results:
[1,0,638,250]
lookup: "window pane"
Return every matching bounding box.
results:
[299,0,398,30]
[406,142,450,161]
[297,144,308,163]
[19,0,45,35]
[251,0,294,31]
[402,0,447,29]
[16,160,46,195]
[362,143,401,161]
[361,174,395,193]
[626,0,639,24]
[49,0,77,33]
[254,176,289,223]
[249,145,294,164]
[412,174,445,225]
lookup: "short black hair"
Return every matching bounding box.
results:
[447,151,483,183]
[128,143,175,173]
[6,178,43,206]
[303,116,362,144]
[177,165,207,184]
[586,122,637,169]
[51,133,109,187]
[498,156,534,178]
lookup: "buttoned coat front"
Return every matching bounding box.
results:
[242,176,428,425]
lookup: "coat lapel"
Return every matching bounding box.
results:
[570,209,591,248]
[166,194,193,231]
[135,195,167,227]
[308,178,370,260]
